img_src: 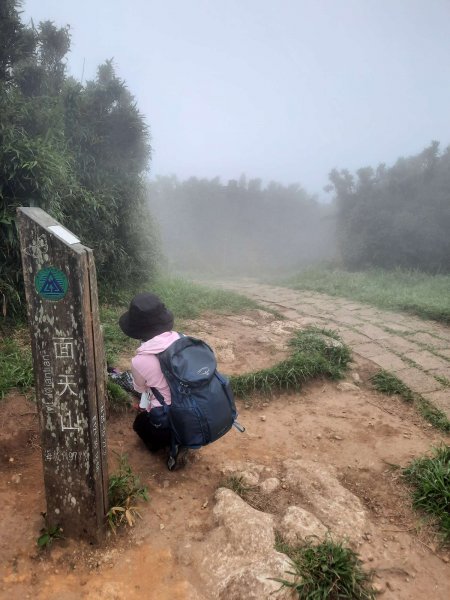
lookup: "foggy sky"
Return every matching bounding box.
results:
[23,0,450,197]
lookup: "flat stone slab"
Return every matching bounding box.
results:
[404,351,449,372]
[422,390,450,414]
[409,332,450,349]
[394,367,443,394]
[429,368,450,381]
[356,324,391,340]
[370,352,408,371]
[352,342,385,358]
[338,330,371,345]
[381,322,415,334]
[380,335,421,354]
[341,303,366,312]
[332,314,365,326]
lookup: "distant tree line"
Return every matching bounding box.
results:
[327,141,450,272]
[148,175,335,275]
[1,0,159,318]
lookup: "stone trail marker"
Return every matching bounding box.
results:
[17,207,108,541]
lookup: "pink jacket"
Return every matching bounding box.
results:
[131,331,180,410]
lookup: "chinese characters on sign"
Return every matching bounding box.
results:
[42,335,82,454]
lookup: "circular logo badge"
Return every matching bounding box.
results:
[35,267,68,301]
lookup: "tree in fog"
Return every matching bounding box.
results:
[148,176,335,275]
[0,1,158,317]
[328,141,450,272]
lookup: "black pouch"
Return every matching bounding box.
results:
[133,411,171,452]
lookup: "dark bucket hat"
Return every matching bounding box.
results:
[119,292,174,340]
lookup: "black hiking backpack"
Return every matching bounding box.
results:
[154,335,245,468]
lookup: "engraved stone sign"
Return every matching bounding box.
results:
[17,207,108,541]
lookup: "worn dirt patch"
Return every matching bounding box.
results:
[1,310,449,599]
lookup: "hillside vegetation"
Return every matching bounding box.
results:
[0,0,159,319]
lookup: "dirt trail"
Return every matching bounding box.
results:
[1,307,449,599]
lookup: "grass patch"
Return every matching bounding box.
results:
[151,276,260,319]
[370,369,450,432]
[274,535,376,599]
[403,446,450,542]
[107,454,149,533]
[370,370,414,400]
[230,327,351,400]
[435,375,450,388]
[0,336,33,398]
[280,267,450,324]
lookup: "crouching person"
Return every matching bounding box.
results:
[118,292,187,468]
[119,291,242,471]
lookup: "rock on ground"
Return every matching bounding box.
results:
[198,488,296,599]
[283,459,368,541]
[278,506,328,545]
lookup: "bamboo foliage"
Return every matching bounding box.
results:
[0,1,159,319]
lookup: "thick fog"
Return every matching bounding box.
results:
[21,0,450,276]
[23,0,450,194]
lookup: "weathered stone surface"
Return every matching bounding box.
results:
[259,477,281,493]
[239,470,260,486]
[221,462,264,486]
[356,324,391,340]
[341,303,365,312]
[200,335,235,363]
[339,330,371,345]
[332,314,365,326]
[318,335,344,349]
[267,320,300,335]
[380,335,420,354]
[212,488,275,553]
[337,382,360,393]
[404,351,449,372]
[283,459,367,540]
[351,371,361,383]
[380,320,414,334]
[278,506,328,544]
[352,342,385,358]
[370,352,407,371]
[429,368,450,380]
[394,367,442,393]
[199,488,295,599]
[218,555,296,600]
[422,390,450,414]
[409,332,450,349]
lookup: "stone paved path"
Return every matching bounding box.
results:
[217,281,450,418]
